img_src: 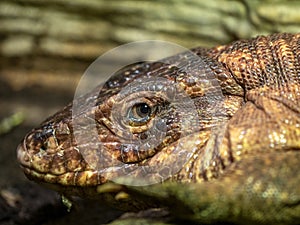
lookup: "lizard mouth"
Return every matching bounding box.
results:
[16,134,110,188]
[16,124,213,189]
[17,139,127,200]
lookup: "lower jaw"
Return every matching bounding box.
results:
[21,166,165,211]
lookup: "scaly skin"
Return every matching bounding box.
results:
[17,33,300,224]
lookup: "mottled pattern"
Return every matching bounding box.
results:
[17,33,300,224]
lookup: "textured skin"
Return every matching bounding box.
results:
[17,33,300,224]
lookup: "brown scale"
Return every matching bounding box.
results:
[16,34,300,219]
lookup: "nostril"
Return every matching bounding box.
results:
[39,141,48,151]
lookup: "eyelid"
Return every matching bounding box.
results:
[126,97,154,108]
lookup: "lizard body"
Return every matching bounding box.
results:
[17,33,300,224]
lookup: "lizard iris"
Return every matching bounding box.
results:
[129,102,152,123]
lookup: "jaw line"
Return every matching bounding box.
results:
[21,166,130,201]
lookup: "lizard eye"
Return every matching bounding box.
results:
[128,102,156,125]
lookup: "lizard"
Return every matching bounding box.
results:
[17,33,300,225]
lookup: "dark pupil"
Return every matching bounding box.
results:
[136,103,151,117]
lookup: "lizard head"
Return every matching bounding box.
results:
[16,33,300,217]
[17,49,242,206]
